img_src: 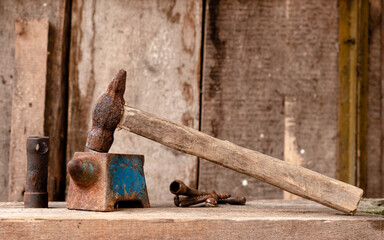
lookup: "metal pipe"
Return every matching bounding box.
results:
[24,136,49,208]
[169,180,208,196]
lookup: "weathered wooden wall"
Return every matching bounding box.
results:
[0,0,383,201]
[9,18,49,201]
[0,0,70,201]
[67,0,202,201]
[199,0,339,199]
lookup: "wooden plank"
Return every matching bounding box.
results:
[44,0,72,201]
[338,0,369,188]
[380,0,384,198]
[200,0,339,200]
[337,0,358,185]
[120,106,363,214]
[0,200,383,239]
[8,18,49,201]
[366,0,382,197]
[0,0,71,201]
[68,0,202,201]
[0,1,13,201]
[356,0,369,193]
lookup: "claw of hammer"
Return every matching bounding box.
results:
[86,69,126,152]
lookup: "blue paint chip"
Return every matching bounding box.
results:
[109,156,146,200]
[81,162,94,173]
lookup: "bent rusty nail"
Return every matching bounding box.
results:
[218,196,246,205]
[205,190,218,207]
[217,193,231,200]
[174,195,181,207]
[179,195,211,207]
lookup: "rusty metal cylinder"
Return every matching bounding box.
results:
[24,136,49,208]
[169,180,207,196]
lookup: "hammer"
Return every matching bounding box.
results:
[87,69,363,214]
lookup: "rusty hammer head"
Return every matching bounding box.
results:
[86,69,126,152]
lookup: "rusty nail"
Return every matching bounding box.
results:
[174,195,181,207]
[205,190,218,207]
[24,136,49,208]
[217,193,231,200]
[178,191,220,207]
[179,195,211,207]
[218,196,246,205]
[170,180,239,207]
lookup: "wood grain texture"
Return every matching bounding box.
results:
[283,97,303,200]
[366,0,382,197]
[337,0,357,185]
[0,0,71,201]
[0,201,383,239]
[120,106,363,213]
[382,0,384,197]
[356,0,369,193]
[0,1,13,201]
[68,0,202,201]
[8,18,49,202]
[338,0,369,189]
[200,0,339,200]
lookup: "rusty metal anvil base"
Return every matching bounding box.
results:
[67,152,150,212]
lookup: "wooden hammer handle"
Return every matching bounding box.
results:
[119,106,363,214]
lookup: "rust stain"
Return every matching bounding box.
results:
[181,111,194,127]
[204,0,226,138]
[181,1,196,56]
[157,0,180,24]
[86,70,126,152]
[177,65,183,74]
[181,81,193,105]
[207,0,226,100]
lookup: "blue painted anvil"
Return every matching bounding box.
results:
[67,152,150,211]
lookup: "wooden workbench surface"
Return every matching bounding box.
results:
[0,200,383,239]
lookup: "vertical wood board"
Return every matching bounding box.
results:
[0,0,71,201]
[356,0,369,193]
[337,0,358,185]
[366,0,382,197]
[68,0,202,201]
[338,0,369,189]
[381,0,384,196]
[8,18,49,201]
[200,0,339,199]
[0,1,14,201]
